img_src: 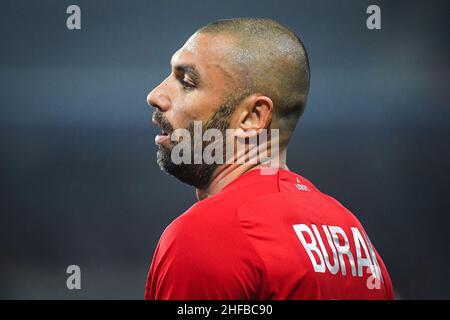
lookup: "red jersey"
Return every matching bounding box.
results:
[145,169,394,300]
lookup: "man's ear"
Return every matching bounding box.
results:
[238,95,273,134]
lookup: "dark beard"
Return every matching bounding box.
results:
[155,95,240,189]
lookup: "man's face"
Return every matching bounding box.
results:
[147,32,241,188]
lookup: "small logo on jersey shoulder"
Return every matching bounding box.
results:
[295,177,310,191]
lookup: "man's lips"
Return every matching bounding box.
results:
[152,116,170,145]
[155,133,169,145]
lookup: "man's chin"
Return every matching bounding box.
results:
[156,148,217,190]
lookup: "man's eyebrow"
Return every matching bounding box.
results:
[172,63,202,84]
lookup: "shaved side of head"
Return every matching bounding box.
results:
[197,18,310,147]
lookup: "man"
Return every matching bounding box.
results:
[145,18,394,300]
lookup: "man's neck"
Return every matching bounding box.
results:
[195,149,288,201]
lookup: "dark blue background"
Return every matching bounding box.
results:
[0,0,449,299]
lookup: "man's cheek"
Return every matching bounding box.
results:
[180,95,207,118]
[171,109,197,128]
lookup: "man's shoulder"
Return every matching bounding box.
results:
[171,176,271,222]
[154,190,267,278]
[164,194,240,236]
[164,169,330,235]
[158,177,282,254]
[158,193,246,250]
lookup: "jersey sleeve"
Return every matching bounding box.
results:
[145,209,264,300]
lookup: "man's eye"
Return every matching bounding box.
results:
[179,77,195,90]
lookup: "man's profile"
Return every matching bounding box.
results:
[145,18,394,300]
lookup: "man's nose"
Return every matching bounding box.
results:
[146,82,170,112]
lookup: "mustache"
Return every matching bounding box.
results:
[153,110,174,134]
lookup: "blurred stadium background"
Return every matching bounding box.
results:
[0,0,449,299]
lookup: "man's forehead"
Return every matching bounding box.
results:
[170,33,235,72]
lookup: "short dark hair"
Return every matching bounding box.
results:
[197,18,310,146]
